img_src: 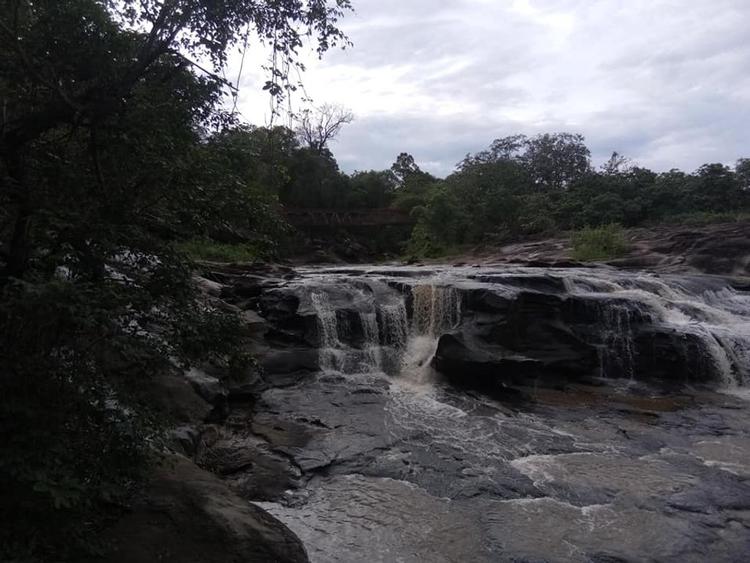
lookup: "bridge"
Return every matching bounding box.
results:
[283,207,415,228]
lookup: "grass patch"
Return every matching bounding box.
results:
[174,238,263,263]
[571,224,629,262]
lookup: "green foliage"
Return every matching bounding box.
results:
[175,238,265,262]
[647,211,750,227]
[347,170,398,208]
[405,221,448,259]
[0,0,350,559]
[571,224,629,261]
[403,134,750,256]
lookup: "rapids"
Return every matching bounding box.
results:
[245,265,750,562]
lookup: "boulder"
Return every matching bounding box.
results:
[433,285,724,391]
[433,333,537,390]
[226,367,268,401]
[99,455,308,563]
[185,368,228,407]
[632,328,717,384]
[222,275,266,300]
[194,276,224,297]
[261,348,320,387]
[259,290,319,346]
[197,434,302,501]
[150,370,213,425]
[170,425,201,457]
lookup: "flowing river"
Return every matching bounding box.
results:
[238,265,750,562]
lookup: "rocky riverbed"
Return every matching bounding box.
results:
[107,261,750,562]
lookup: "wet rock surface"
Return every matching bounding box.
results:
[248,373,750,562]
[184,263,750,562]
[463,220,750,279]
[99,455,308,563]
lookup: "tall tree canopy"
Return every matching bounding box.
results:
[0,1,351,559]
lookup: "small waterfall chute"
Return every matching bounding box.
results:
[307,283,411,375]
[411,284,462,336]
[400,284,463,382]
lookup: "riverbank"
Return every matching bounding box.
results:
[423,220,750,280]
[99,258,750,562]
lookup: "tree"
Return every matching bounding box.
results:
[0,1,351,558]
[522,133,591,190]
[348,170,398,208]
[389,153,437,211]
[457,133,590,190]
[391,152,423,185]
[1,0,351,278]
[295,103,354,155]
[601,151,633,175]
[458,134,528,168]
[688,163,743,212]
[736,158,750,190]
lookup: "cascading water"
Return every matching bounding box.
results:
[304,280,464,381]
[254,265,750,563]
[377,302,409,346]
[596,301,637,380]
[310,291,346,372]
[562,271,749,387]
[299,265,749,388]
[411,285,462,336]
[306,282,411,376]
[401,284,462,381]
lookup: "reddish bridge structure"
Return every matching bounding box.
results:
[283,207,415,228]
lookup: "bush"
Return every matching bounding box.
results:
[571,224,629,261]
[175,239,264,262]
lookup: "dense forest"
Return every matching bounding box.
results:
[231,126,749,257]
[1,0,748,560]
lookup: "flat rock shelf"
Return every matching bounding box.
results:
[203,264,750,562]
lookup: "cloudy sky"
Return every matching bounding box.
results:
[232,0,749,178]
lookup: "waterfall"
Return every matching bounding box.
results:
[598,302,637,379]
[564,271,748,386]
[360,311,382,372]
[378,303,409,347]
[306,282,462,378]
[308,286,410,375]
[411,285,462,336]
[399,285,463,381]
[300,267,748,388]
[310,291,346,372]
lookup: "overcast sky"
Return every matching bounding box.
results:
[232,0,749,178]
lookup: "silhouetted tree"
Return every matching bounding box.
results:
[295,103,354,155]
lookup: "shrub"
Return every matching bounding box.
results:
[571,224,629,261]
[174,239,264,263]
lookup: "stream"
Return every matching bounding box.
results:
[232,265,750,562]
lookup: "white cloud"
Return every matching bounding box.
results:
[231,0,750,176]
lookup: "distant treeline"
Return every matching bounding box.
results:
[214,126,750,255]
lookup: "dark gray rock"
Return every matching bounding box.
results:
[150,370,213,424]
[170,425,200,457]
[632,328,717,384]
[261,349,319,387]
[222,275,266,300]
[98,455,308,563]
[433,290,600,393]
[185,368,228,407]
